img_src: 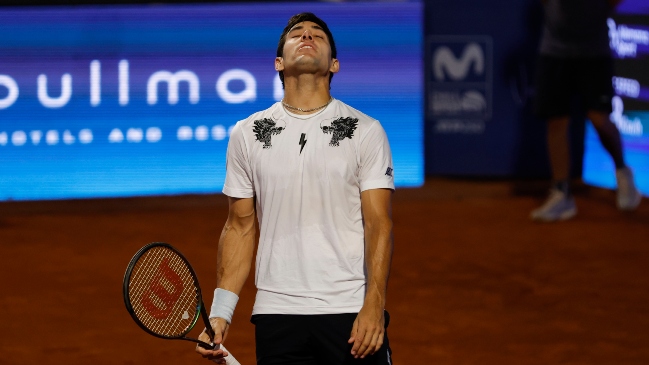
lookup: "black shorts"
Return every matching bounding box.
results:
[251,311,392,365]
[534,55,614,119]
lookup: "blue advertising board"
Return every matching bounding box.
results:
[424,0,551,177]
[583,2,649,196]
[0,2,423,201]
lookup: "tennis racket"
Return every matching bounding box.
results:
[123,242,241,365]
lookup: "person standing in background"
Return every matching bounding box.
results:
[531,0,642,221]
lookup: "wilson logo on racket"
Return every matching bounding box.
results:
[141,257,184,319]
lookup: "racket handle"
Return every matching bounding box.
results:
[211,344,241,365]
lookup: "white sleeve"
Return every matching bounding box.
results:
[222,122,255,198]
[358,120,395,192]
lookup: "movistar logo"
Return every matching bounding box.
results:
[433,42,484,81]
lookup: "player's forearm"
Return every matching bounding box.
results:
[363,215,393,308]
[216,213,256,296]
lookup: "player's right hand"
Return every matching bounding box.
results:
[209,317,230,345]
[195,317,230,363]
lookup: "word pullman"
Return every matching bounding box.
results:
[0,60,285,109]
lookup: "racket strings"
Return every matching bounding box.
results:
[128,246,200,337]
[159,254,200,334]
[131,248,198,336]
[130,249,169,318]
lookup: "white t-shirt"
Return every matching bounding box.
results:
[223,99,394,315]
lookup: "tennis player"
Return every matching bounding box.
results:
[196,12,395,365]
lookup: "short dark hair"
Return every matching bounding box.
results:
[276,12,337,89]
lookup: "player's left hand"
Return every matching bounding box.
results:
[348,303,385,359]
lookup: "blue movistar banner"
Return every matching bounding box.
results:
[0,2,423,201]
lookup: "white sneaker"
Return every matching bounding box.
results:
[616,167,642,211]
[530,189,577,222]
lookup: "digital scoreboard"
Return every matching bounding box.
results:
[583,0,649,196]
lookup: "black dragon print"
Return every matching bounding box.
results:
[320,117,359,147]
[253,118,284,148]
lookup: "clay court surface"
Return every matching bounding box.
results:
[0,179,647,364]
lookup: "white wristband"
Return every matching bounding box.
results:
[209,288,239,324]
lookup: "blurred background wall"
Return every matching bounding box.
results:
[0,0,647,201]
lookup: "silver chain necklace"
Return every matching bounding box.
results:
[282,97,333,113]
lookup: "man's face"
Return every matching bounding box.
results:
[276,21,339,79]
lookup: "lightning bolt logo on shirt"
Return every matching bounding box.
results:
[299,133,307,154]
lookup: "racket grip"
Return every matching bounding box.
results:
[210,344,241,365]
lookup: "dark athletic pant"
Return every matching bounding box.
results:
[534,55,614,119]
[251,311,392,365]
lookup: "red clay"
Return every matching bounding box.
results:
[0,179,647,364]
